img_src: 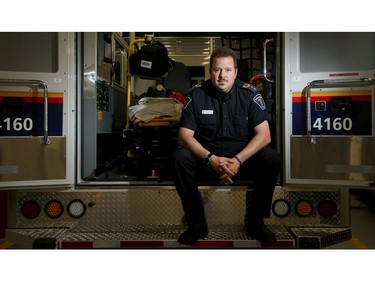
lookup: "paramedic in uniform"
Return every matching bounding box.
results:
[172,46,281,245]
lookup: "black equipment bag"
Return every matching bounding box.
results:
[130,41,171,79]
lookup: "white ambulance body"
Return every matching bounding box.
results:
[0,32,373,249]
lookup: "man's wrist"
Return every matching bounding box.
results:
[204,152,213,165]
[234,155,243,166]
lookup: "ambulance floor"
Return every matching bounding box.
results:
[327,189,375,249]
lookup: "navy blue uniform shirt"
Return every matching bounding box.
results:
[180,78,268,158]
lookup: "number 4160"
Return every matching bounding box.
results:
[312,117,352,131]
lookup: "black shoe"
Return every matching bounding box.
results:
[246,224,277,243]
[178,221,208,245]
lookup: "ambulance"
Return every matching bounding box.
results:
[0,32,373,249]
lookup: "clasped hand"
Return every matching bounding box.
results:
[210,156,240,185]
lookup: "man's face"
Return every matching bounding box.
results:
[210,56,238,94]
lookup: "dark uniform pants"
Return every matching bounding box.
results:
[172,147,281,225]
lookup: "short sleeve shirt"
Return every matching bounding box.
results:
[180,79,268,157]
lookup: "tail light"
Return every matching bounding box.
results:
[295,199,314,217]
[44,200,64,219]
[272,199,291,218]
[21,200,41,219]
[318,200,337,218]
[67,199,86,219]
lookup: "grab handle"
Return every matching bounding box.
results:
[304,78,375,145]
[0,79,50,145]
[263,38,274,83]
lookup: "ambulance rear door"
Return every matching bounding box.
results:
[0,32,76,189]
[284,32,375,188]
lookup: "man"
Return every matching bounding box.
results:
[172,47,281,245]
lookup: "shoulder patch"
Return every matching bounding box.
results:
[242,83,251,88]
[253,93,266,110]
[194,83,202,88]
[183,96,192,110]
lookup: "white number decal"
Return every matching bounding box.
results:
[342,118,352,131]
[312,118,323,130]
[3,118,33,131]
[313,117,352,131]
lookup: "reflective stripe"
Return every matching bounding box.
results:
[60,240,294,249]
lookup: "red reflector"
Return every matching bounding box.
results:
[44,200,64,219]
[295,200,314,217]
[21,200,41,219]
[120,241,164,248]
[318,200,337,218]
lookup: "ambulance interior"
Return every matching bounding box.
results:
[83,32,278,184]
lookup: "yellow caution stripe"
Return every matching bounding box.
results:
[0,241,14,249]
[349,235,368,249]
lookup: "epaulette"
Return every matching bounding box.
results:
[187,83,202,94]
[242,82,258,92]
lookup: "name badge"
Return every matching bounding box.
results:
[202,110,213,115]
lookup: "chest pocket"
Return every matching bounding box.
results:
[197,114,217,138]
[233,115,249,137]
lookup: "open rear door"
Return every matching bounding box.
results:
[0,32,76,189]
[284,32,375,188]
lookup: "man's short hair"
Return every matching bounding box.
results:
[209,47,237,70]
